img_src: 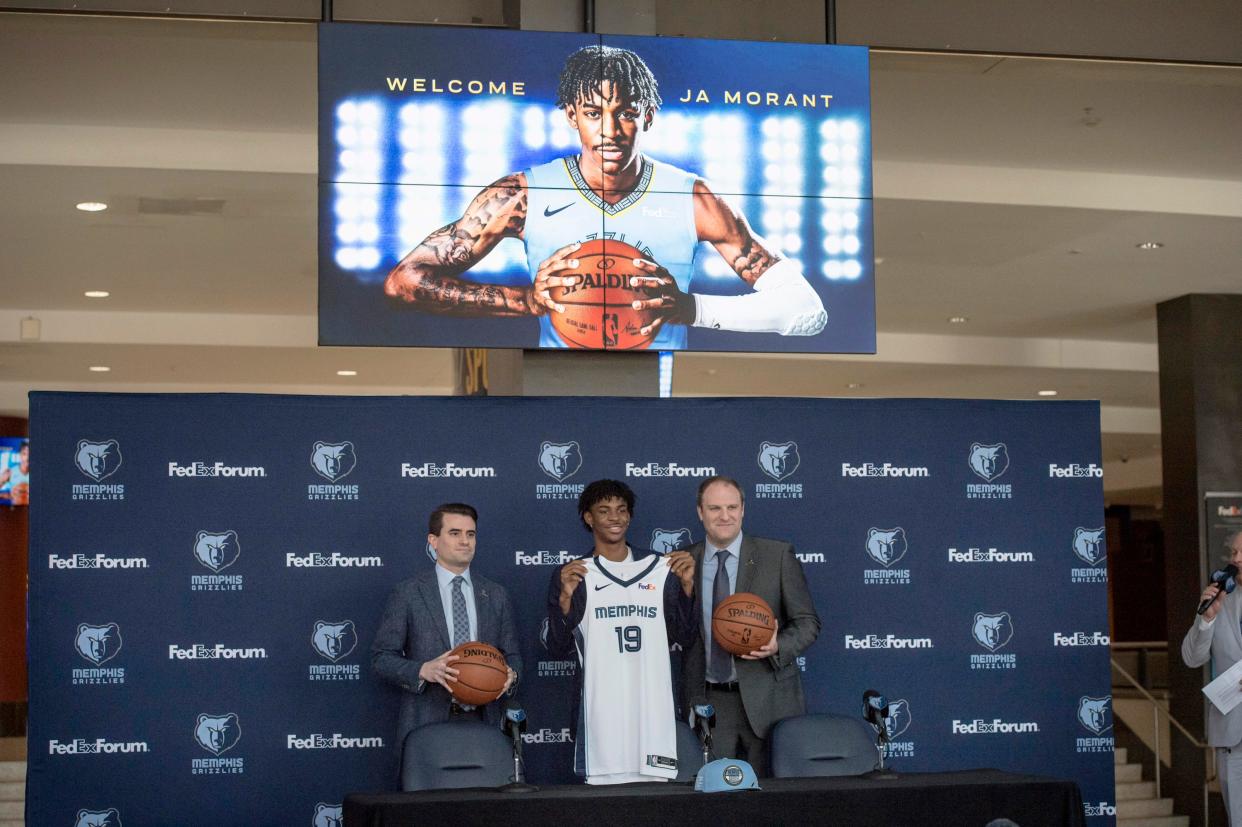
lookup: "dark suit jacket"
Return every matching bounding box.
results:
[371,567,522,749]
[683,535,820,738]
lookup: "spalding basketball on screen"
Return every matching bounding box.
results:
[448,641,509,706]
[712,593,776,657]
[549,238,661,349]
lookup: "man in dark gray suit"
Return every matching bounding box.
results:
[372,503,522,755]
[682,476,820,776]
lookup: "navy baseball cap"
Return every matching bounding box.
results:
[694,758,761,792]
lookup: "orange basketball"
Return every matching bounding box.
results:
[712,593,776,657]
[548,238,661,349]
[448,641,509,706]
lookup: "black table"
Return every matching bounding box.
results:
[345,769,1085,826]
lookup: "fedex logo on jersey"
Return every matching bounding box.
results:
[309,620,361,681]
[651,529,692,552]
[536,440,585,499]
[1077,696,1114,753]
[883,699,914,758]
[970,612,1016,670]
[864,527,911,585]
[1071,527,1108,583]
[75,809,122,827]
[190,530,243,592]
[309,441,360,500]
[72,439,125,500]
[625,461,716,478]
[73,623,125,686]
[1049,462,1102,478]
[965,442,1013,500]
[192,712,244,775]
[755,441,803,499]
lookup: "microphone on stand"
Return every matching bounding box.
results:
[691,704,716,764]
[861,689,898,779]
[499,701,538,792]
[1197,564,1239,615]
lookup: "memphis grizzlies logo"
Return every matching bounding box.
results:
[884,699,912,739]
[314,803,343,827]
[312,620,357,663]
[968,443,1009,482]
[194,712,241,755]
[75,810,122,827]
[1077,696,1112,735]
[310,441,356,482]
[193,530,240,573]
[972,612,1013,652]
[75,623,122,666]
[425,540,437,562]
[651,528,692,552]
[75,439,122,481]
[1073,527,1106,566]
[758,442,800,481]
[866,528,907,567]
[538,441,582,481]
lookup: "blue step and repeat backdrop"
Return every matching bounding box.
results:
[28,393,1114,826]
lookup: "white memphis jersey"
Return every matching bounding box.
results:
[573,555,678,783]
[524,155,699,350]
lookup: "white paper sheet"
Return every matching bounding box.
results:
[1203,658,1242,715]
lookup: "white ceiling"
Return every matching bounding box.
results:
[2,10,1241,507]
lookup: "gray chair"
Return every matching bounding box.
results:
[675,719,706,782]
[768,713,879,777]
[401,720,513,791]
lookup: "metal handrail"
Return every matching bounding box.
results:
[1111,656,1216,826]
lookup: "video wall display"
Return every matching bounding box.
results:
[318,23,874,353]
[0,437,29,506]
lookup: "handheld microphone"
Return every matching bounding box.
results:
[1197,564,1239,615]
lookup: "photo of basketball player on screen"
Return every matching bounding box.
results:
[383,45,827,350]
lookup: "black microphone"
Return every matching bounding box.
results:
[1197,564,1239,615]
[862,690,889,743]
[499,701,537,792]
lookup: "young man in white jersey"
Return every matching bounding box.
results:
[384,45,827,349]
[543,479,698,783]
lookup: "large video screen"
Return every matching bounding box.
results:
[318,24,873,353]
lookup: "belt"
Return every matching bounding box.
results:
[449,702,482,717]
[707,681,740,692]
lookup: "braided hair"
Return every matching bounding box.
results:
[555,45,661,113]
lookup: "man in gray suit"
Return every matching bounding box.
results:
[683,475,820,776]
[1183,529,1242,824]
[372,503,521,755]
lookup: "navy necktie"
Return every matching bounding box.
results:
[708,549,732,681]
[451,576,470,647]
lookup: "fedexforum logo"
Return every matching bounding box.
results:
[1084,802,1117,818]
[625,461,716,478]
[75,809,122,827]
[951,718,1039,735]
[286,552,383,568]
[841,462,929,478]
[401,461,496,478]
[1054,631,1110,647]
[73,623,125,685]
[522,727,572,744]
[309,441,359,500]
[948,546,1035,563]
[755,441,803,499]
[192,713,243,775]
[1049,462,1102,478]
[168,643,267,660]
[1077,696,1114,754]
[191,531,243,592]
[965,443,1012,500]
[884,699,914,758]
[168,460,266,478]
[515,549,576,566]
[49,737,148,755]
[864,527,910,586]
[651,529,692,552]
[287,733,384,750]
[309,621,361,681]
[536,440,585,499]
[73,439,125,499]
[971,612,1016,670]
[1071,527,1108,583]
[49,553,148,570]
[844,634,933,650]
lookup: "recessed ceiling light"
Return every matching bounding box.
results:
[76,201,108,212]
[948,316,968,324]
[89,366,111,372]
[336,370,358,377]
[1037,390,1058,397]
[1136,241,1163,250]
[84,290,110,298]
[847,382,864,389]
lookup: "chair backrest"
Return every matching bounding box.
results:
[768,713,878,778]
[401,720,513,791]
[675,719,705,782]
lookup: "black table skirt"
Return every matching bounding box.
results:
[345,769,1086,827]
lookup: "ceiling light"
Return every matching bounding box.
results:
[76,201,108,212]
[948,316,968,324]
[1136,241,1163,250]
[336,370,358,376]
[847,382,864,389]
[89,366,111,372]
[873,257,885,265]
[1038,390,1058,397]
[84,290,110,298]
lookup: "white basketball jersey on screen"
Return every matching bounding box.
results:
[573,555,678,784]
[524,155,698,350]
